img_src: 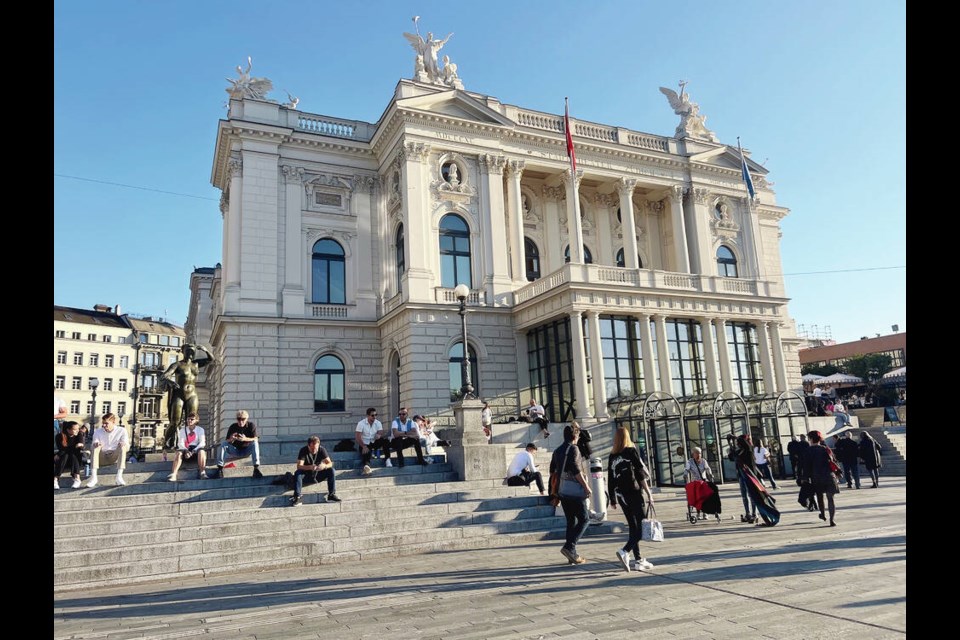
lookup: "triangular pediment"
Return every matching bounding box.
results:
[691,146,768,175]
[395,90,514,127]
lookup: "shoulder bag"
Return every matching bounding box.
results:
[557,445,587,499]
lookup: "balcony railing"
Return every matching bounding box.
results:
[434,287,486,306]
[308,303,353,319]
[514,264,767,304]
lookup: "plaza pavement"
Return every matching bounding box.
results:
[54,477,906,640]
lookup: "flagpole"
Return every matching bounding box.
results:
[737,136,763,282]
[564,97,583,263]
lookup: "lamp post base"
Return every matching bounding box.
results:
[447,397,502,481]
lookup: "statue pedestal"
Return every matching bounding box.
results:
[446,398,503,481]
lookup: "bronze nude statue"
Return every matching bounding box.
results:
[161,344,213,450]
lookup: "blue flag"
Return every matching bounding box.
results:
[738,137,756,199]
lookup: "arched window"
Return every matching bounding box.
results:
[616,248,643,269]
[314,354,345,412]
[717,245,738,278]
[439,214,471,288]
[563,244,593,264]
[312,239,346,304]
[448,342,479,401]
[395,224,405,293]
[524,237,541,281]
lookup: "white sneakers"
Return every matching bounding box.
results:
[86,476,99,488]
[71,478,82,489]
[168,474,178,482]
[54,478,60,490]
[616,549,631,572]
[631,558,655,571]
[115,473,126,486]
[385,459,393,467]
[198,470,207,480]
[361,465,372,476]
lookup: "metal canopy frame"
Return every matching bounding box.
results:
[679,391,749,485]
[744,390,809,479]
[607,391,683,487]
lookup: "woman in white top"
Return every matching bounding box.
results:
[481,402,492,440]
[753,437,779,489]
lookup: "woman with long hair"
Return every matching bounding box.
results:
[54,421,85,489]
[549,423,591,565]
[753,437,778,489]
[608,425,655,571]
[802,430,839,526]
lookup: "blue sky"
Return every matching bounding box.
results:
[54,0,905,344]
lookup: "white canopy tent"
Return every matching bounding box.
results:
[818,372,864,385]
[883,366,906,380]
[802,373,825,383]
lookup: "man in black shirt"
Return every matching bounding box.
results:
[290,435,340,506]
[212,410,263,478]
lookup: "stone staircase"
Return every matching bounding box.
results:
[867,426,906,476]
[53,444,620,592]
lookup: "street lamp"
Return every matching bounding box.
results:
[89,377,100,427]
[454,283,476,400]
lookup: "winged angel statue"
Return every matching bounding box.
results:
[226,57,274,101]
[403,17,455,86]
[658,81,718,142]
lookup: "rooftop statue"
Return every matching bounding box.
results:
[226,56,274,101]
[658,81,718,142]
[404,17,456,86]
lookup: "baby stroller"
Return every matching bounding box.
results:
[686,480,722,523]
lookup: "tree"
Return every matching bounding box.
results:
[801,363,840,377]
[843,354,893,382]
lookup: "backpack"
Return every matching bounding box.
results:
[610,450,645,493]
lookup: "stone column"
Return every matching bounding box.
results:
[541,186,564,271]
[669,185,690,273]
[506,160,526,284]
[400,142,433,301]
[653,314,672,393]
[699,317,720,393]
[280,164,305,317]
[224,158,243,312]
[618,178,640,269]
[586,310,607,418]
[715,318,733,392]
[637,313,657,394]
[478,154,512,303]
[757,321,776,394]
[563,169,585,263]
[569,311,593,419]
[770,322,788,392]
[690,187,715,275]
[352,175,377,313]
[445,398,504,481]
[742,196,765,279]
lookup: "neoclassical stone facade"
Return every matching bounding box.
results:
[202,76,802,450]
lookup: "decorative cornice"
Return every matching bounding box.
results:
[693,187,711,205]
[303,173,352,195]
[402,141,430,162]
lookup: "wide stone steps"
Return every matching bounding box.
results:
[53,444,603,593]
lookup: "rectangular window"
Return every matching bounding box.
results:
[57,351,67,364]
[103,378,113,391]
[70,400,80,413]
[71,377,82,390]
[89,354,99,367]
[140,352,159,367]
[87,333,97,341]
[172,336,181,347]
[139,334,148,344]
[73,353,83,365]
[160,335,170,346]
[727,322,763,396]
[526,317,576,422]
[120,355,129,369]
[138,396,160,416]
[105,354,114,368]
[71,332,81,340]
[117,401,127,417]
[118,379,128,391]
[665,319,707,397]
[86,401,95,416]
[102,401,111,415]
[103,335,112,343]
[599,316,646,400]
[55,376,65,389]
[55,330,65,338]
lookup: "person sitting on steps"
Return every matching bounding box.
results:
[212,410,263,479]
[522,398,550,439]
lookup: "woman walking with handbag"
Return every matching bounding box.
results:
[607,425,655,572]
[802,430,840,526]
[549,423,592,565]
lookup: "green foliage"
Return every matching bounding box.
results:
[844,354,894,381]
[801,363,840,377]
